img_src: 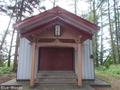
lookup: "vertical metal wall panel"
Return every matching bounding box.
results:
[17,38,31,80]
[82,40,94,79]
[18,38,94,80]
[74,40,94,80]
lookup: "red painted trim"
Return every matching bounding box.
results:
[13,6,100,31]
[21,16,92,39]
[14,10,52,28]
[64,12,100,30]
[59,20,92,39]
[21,21,57,38]
[53,6,100,30]
[57,15,92,39]
[57,17,92,39]
[14,6,63,28]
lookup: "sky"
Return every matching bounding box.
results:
[0,0,89,31]
[43,0,89,13]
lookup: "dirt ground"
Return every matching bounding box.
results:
[0,74,15,84]
[93,86,120,90]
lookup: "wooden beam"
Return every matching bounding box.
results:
[37,36,77,41]
[30,42,36,88]
[77,43,82,86]
[36,42,77,49]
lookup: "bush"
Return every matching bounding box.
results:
[95,65,120,79]
[108,65,120,75]
[95,65,107,71]
[0,67,12,75]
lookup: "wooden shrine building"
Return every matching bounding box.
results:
[13,6,100,87]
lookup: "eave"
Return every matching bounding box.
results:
[13,6,100,31]
[20,16,93,39]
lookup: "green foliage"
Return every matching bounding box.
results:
[108,65,120,75]
[95,65,120,79]
[0,67,12,75]
[103,54,113,68]
[95,65,107,70]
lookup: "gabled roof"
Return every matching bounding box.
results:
[13,6,100,39]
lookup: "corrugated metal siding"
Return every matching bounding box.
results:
[17,38,31,80]
[17,38,39,80]
[74,40,94,80]
[17,38,94,80]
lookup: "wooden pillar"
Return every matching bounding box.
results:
[77,43,82,86]
[30,42,36,88]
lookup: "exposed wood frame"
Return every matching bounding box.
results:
[30,42,36,87]
[20,16,93,39]
[77,43,82,86]
[36,36,77,41]
[36,42,77,49]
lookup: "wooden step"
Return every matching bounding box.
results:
[35,78,77,84]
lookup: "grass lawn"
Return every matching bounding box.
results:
[94,65,120,90]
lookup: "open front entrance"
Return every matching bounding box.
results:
[39,47,74,71]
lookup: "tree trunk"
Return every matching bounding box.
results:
[117,7,120,64]
[100,6,103,65]
[12,0,24,72]
[0,1,17,50]
[49,0,57,7]
[0,16,13,50]
[12,31,19,72]
[113,0,119,64]
[92,0,99,67]
[74,0,77,15]
[108,0,116,64]
[8,29,15,67]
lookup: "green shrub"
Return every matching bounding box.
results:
[0,67,12,75]
[108,65,120,75]
[95,65,107,71]
[95,65,120,79]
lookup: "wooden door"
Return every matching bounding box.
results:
[39,47,74,71]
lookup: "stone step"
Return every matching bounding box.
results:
[35,83,78,86]
[36,74,76,79]
[35,71,77,85]
[35,78,77,84]
[36,73,77,79]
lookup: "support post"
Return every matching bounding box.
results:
[30,42,36,88]
[77,43,82,86]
